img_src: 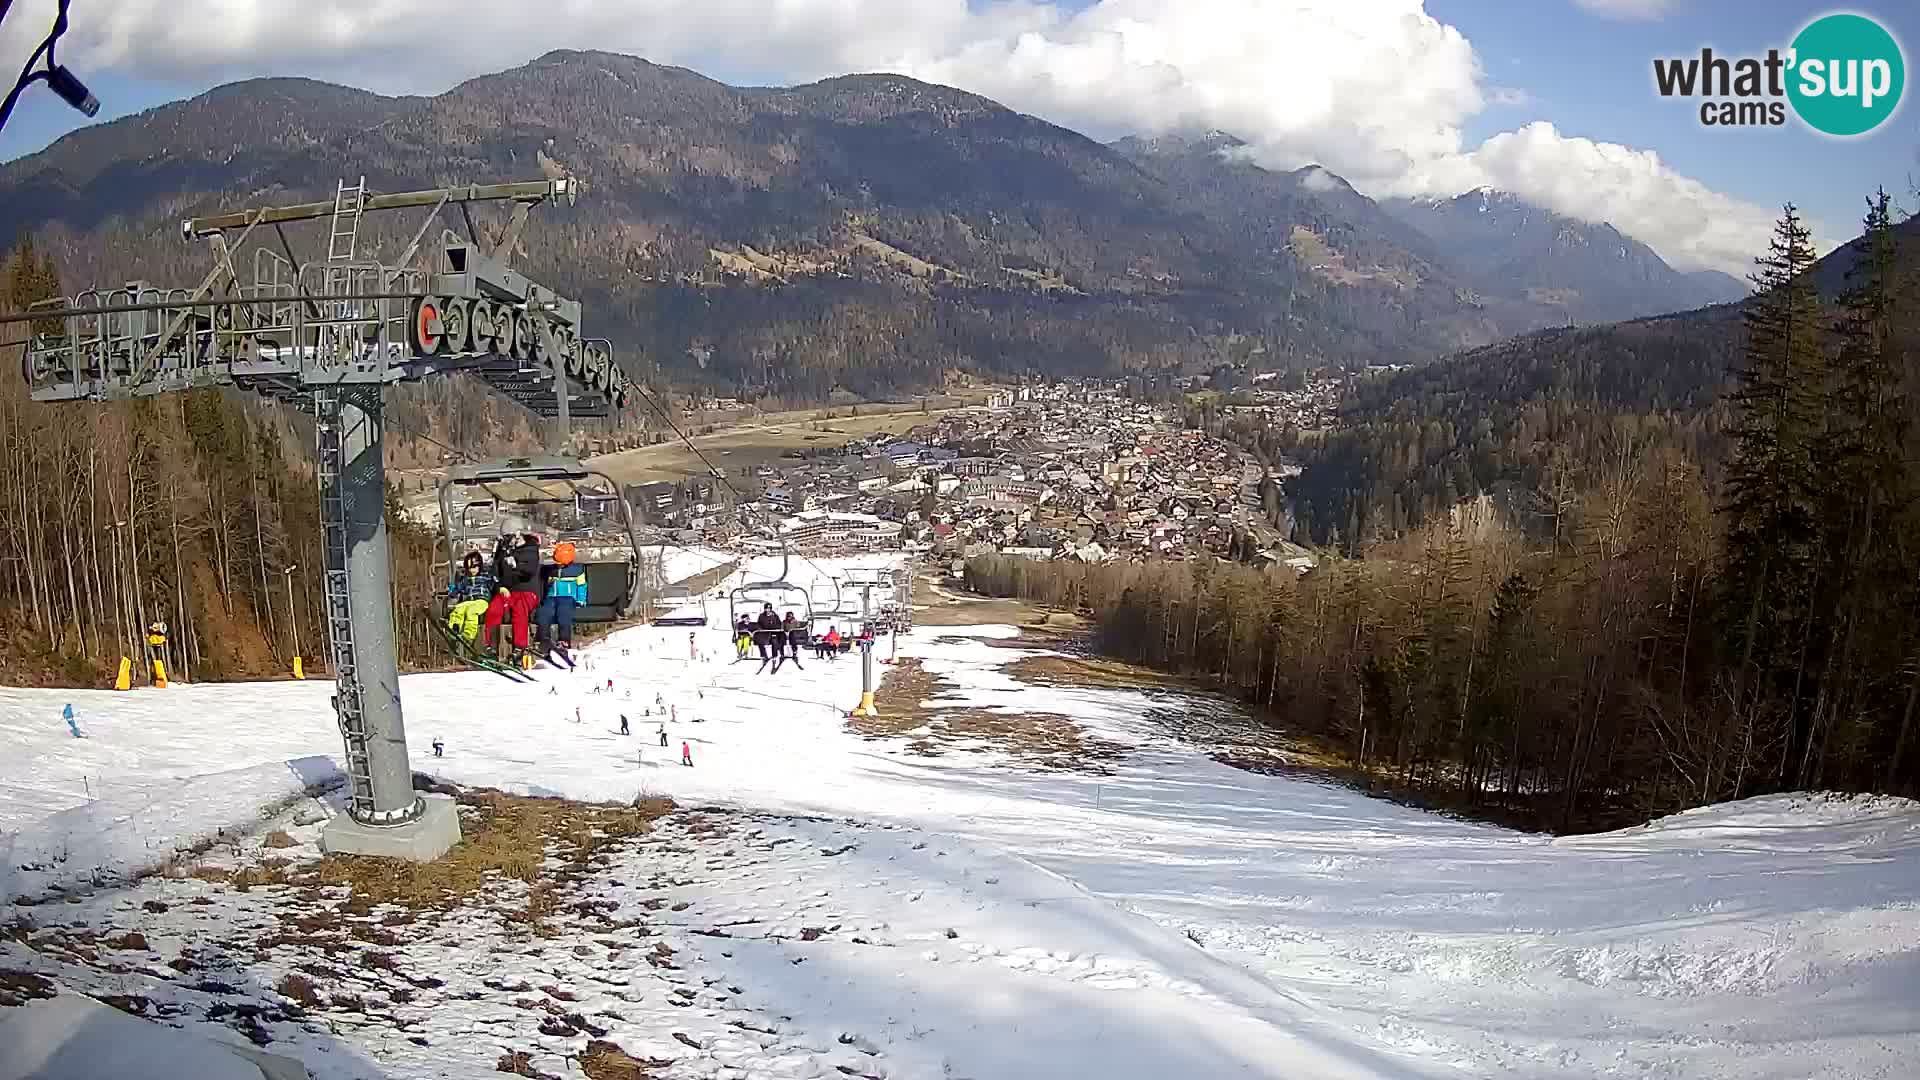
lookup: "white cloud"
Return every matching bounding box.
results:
[1299,167,1342,193]
[1571,0,1677,20]
[1382,121,1793,276]
[1,0,1801,274]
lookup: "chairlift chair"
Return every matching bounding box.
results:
[835,566,895,622]
[438,455,645,624]
[726,526,813,630]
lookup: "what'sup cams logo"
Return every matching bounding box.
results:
[1654,12,1905,136]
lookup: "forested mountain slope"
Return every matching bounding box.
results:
[2,51,1743,400]
[1272,213,1920,547]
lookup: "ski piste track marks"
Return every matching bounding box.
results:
[0,551,1917,1079]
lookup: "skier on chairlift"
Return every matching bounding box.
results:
[445,551,495,648]
[754,602,783,673]
[483,531,541,665]
[536,540,588,660]
[783,611,807,672]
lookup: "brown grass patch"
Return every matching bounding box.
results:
[359,950,399,972]
[579,1040,670,1080]
[496,1051,561,1079]
[102,932,150,952]
[276,973,323,1007]
[288,790,672,913]
[1005,654,1190,692]
[909,572,1050,628]
[850,658,1126,770]
[668,561,740,595]
[230,863,291,891]
[0,969,56,1006]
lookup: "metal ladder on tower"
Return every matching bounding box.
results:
[321,177,367,364]
[327,176,366,267]
[315,388,377,816]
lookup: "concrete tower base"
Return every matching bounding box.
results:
[320,793,462,862]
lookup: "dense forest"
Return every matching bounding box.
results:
[969,199,1920,830]
[1247,214,1920,550]
[1255,307,1743,546]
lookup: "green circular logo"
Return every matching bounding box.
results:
[1788,13,1905,136]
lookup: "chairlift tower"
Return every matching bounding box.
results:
[7,176,635,862]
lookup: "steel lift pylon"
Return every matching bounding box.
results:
[7,176,636,862]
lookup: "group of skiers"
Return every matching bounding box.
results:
[444,532,589,664]
[735,604,810,671]
[732,607,868,672]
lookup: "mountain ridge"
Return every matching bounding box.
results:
[1,51,1757,400]
[1382,187,1749,323]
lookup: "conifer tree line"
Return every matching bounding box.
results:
[969,198,1920,828]
[1,237,455,684]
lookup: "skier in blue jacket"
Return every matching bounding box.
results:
[535,541,589,654]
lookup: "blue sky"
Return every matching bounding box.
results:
[1,1,1913,265]
[1432,0,1918,247]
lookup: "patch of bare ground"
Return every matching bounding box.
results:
[666,561,740,596]
[910,572,1072,629]
[0,795,811,1073]
[911,595,1042,627]
[0,967,56,1006]
[498,1050,563,1079]
[850,657,1126,770]
[579,1039,672,1079]
[290,789,672,918]
[1003,653,1197,692]
[943,614,1092,654]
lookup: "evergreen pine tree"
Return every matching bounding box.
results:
[1819,190,1914,786]
[1720,205,1825,785]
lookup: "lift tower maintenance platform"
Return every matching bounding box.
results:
[8,176,635,862]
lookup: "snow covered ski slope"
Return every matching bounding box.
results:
[2,555,1918,1079]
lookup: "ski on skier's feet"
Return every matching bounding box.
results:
[433,620,536,683]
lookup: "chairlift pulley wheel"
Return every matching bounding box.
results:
[470,300,501,353]
[412,296,447,355]
[440,298,472,354]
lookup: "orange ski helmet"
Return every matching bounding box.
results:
[554,541,577,565]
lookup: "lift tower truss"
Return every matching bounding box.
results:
[7,177,633,860]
